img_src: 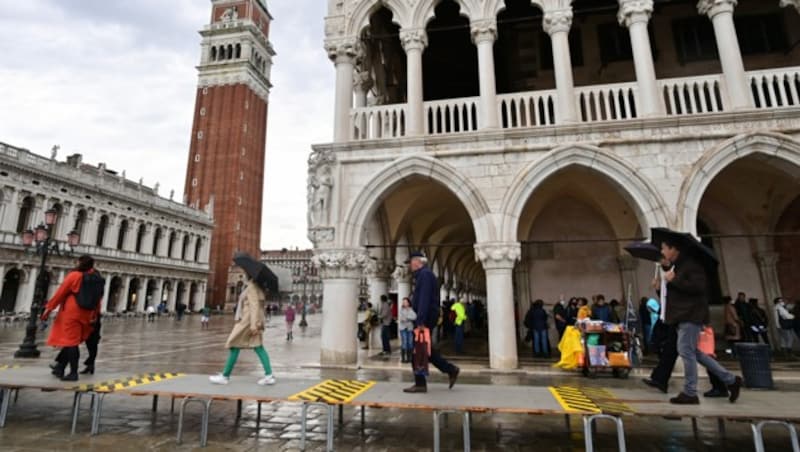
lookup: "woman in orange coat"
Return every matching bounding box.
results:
[41,255,103,381]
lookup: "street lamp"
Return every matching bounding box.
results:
[298,265,309,327]
[14,209,80,358]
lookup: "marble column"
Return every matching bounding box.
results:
[121,276,132,311]
[755,252,782,348]
[698,0,753,109]
[180,283,191,309]
[151,279,163,311]
[157,230,170,257]
[0,264,5,300]
[617,254,641,307]
[83,209,98,246]
[141,224,154,255]
[167,281,178,311]
[471,19,500,129]
[1,189,19,232]
[543,8,578,123]
[353,71,372,139]
[326,38,359,142]
[400,28,428,136]
[101,274,112,312]
[136,279,147,313]
[392,265,411,306]
[103,214,118,249]
[313,250,370,365]
[18,267,37,313]
[618,0,664,117]
[475,242,521,370]
[197,283,207,310]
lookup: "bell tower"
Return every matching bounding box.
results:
[184,0,274,307]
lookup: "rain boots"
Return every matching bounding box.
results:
[61,346,80,381]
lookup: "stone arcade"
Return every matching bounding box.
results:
[310,0,800,369]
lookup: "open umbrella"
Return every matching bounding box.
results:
[624,241,662,262]
[649,227,718,267]
[232,252,279,293]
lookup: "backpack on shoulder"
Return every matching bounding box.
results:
[76,272,105,310]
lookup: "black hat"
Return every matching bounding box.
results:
[404,251,426,264]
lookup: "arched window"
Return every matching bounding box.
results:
[96,215,109,247]
[211,46,217,61]
[227,44,233,60]
[117,219,129,250]
[152,227,163,255]
[220,45,226,59]
[168,231,177,258]
[181,235,190,260]
[135,223,146,253]
[235,43,241,59]
[51,203,63,238]
[16,196,34,233]
[73,209,87,238]
[194,238,203,262]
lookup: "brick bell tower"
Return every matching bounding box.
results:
[184,0,274,307]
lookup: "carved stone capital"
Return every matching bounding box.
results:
[755,251,780,268]
[312,250,370,280]
[325,37,360,64]
[697,0,737,18]
[543,9,573,36]
[353,70,373,92]
[365,259,394,279]
[391,265,410,282]
[618,0,653,27]
[475,242,521,270]
[399,28,428,52]
[781,0,800,12]
[470,19,497,44]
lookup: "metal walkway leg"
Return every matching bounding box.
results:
[751,420,800,452]
[433,410,471,452]
[176,397,213,447]
[91,393,105,436]
[583,414,627,452]
[0,388,11,428]
[326,404,335,452]
[300,403,308,451]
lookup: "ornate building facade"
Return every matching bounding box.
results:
[184,0,275,308]
[0,142,213,314]
[311,0,800,367]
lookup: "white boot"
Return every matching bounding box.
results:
[257,374,276,386]
[209,374,229,385]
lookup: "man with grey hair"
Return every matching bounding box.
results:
[404,251,459,393]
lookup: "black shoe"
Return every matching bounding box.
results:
[642,378,668,394]
[703,388,729,398]
[448,366,460,389]
[669,392,700,405]
[61,373,79,382]
[403,385,427,393]
[728,376,742,403]
[80,366,94,375]
[51,363,65,379]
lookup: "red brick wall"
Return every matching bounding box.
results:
[185,84,267,307]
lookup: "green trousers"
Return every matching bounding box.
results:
[222,346,272,377]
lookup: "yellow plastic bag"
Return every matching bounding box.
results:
[553,326,583,370]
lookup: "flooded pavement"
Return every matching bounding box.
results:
[0,313,796,451]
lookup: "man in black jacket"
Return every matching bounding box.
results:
[403,252,459,393]
[661,240,742,405]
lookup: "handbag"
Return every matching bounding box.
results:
[779,317,793,330]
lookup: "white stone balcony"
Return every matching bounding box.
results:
[349,66,800,141]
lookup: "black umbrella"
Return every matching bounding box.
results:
[649,227,719,267]
[624,241,662,262]
[232,252,279,293]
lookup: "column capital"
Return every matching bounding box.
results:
[697,0,737,18]
[312,249,370,279]
[470,19,497,44]
[325,37,360,64]
[618,0,653,27]
[543,8,573,36]
[399,28,428,52]
[353,70,373,92]
[755,251,780,267]
[475,242,521,270]
[781,0,800,12]
[365,259,393,279]
[391,265,410,282]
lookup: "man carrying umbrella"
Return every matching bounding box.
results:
[652,228,742,404]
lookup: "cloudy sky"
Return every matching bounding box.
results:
[0,0,331,250]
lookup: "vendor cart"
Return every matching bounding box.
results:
[578,321,632,379]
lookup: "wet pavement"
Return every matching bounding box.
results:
[0,313,798,451]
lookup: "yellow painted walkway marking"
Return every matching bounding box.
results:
[0,365,21,371]
[74,372,184,393]
[549,386,633,415]
[289,379,375,404]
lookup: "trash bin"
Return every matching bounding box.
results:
[735,343,774,389]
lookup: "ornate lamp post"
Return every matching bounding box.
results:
[298,265,309,327]
[14,209,80,358]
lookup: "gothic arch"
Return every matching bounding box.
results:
[347,0,411,36]
[500,144,670,242]
[678,132,800,235]
[342,155,494,247]
[412,0,478,30]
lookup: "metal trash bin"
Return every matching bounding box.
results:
[735,343,774,389]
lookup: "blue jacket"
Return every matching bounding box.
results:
[412,265,440,328]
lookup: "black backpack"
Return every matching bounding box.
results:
[76,271,105,310]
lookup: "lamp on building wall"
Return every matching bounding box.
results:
[14,208,80,358]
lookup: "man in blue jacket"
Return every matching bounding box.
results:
[404,252,460,393]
